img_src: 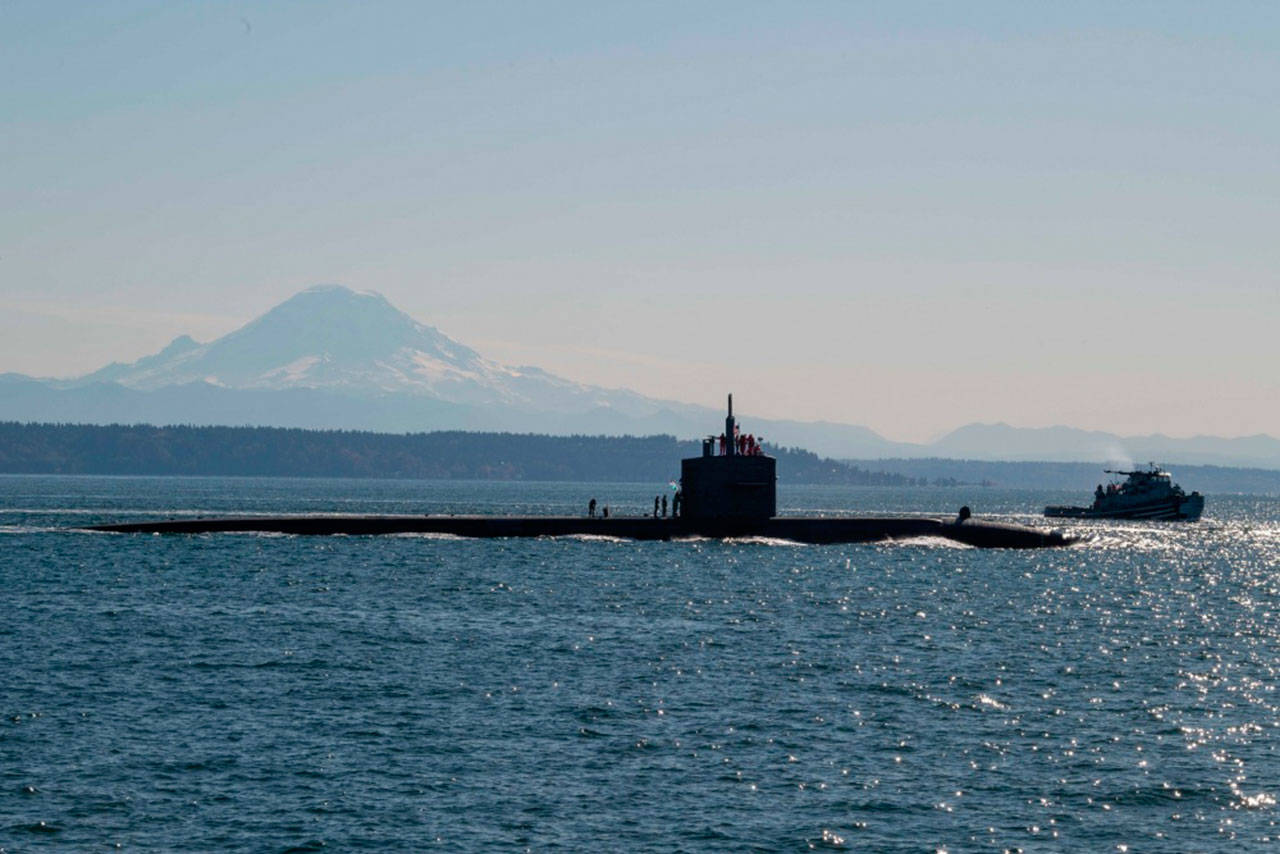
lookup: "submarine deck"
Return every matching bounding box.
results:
[87,514,1074,548]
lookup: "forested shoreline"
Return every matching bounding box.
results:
[847,457,1280,495]
[0,422,928,485]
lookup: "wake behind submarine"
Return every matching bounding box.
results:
[88,396,1073,548]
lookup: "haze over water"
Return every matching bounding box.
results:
[3,476,1280,850]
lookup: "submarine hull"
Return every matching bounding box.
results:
[87,514,1073,548]
[84,397,1077,548]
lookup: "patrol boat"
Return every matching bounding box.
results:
[1045,464,1204,521]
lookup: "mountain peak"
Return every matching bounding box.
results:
[258,284,401,325]
[66,284,500,396]
[290,283,390,305]
[207,283,476,368]
[301,283,361,294]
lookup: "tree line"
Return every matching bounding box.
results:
[0,422,928,485]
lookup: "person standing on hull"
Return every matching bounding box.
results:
[654,496,660,518]
[588,498,597,518]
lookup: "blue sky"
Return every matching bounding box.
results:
[3,1,1277,441]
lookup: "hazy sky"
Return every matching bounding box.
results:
[3,1,1278,441]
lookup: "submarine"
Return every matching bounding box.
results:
[88,396,1073,548]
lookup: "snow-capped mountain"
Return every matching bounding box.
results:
[72,285,653,413]
[4,285,1276,466]
[4,285,903,455]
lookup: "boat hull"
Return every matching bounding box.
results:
[1045,493,1204,521]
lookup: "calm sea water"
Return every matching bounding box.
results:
[3,476,1280,852]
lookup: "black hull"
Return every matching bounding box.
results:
[87,514,1073,548]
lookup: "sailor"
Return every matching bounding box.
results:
[661,494,668,517]
[589,497,597,517]
[654,495,660,518]
[602,505,609,518]
[1095,485,1104,503]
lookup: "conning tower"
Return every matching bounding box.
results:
[680,394,776,521]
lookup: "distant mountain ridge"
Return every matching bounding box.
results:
[2,285,1276,468]
[928,422,1280,469]
[4,285,907,456]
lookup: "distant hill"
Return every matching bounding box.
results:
[0,422,929,486]
[929,423,1280,469]
[848,458,1280,496]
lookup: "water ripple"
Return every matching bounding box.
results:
[1,478,1278,850]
